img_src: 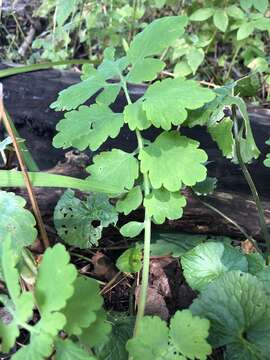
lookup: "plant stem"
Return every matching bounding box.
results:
[232,105,270,257]
[224,44,241,81]
[121,79,152,335]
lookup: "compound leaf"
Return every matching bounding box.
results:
[123,100,151,131]
[127,58,165,83]
[142,79,215,130]
[139,131,208,192]
[54,190,118,249]
[86,150,139,193]
[63,276,103,336]
[181,242,248,291]
[53,105,124,152]
[116,186,143,215]
[190,271,270,359]
[144,188,186,224]
[170,310,212,360]
[0,191,37,254]
[35,243,77,315]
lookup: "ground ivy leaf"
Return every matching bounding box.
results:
[50,73,107,111]
[116,247,142,273]
[116,186,143,215]
[55,339,96,360]
[126,316,169,359]
[86,149,139,193]
[0,191,37,254]
[79,309,112,348]
[144,188,186,224]
[139,131,208,191]
[123,100,151,131]
[54,190,118,249]
[127,16,187,63]
[35,243,77,315]
[181,242,248,291]
[208,118,234,158]
[190,271,270,358]
[170,310,212,360]
[142,78,215,130]
[53,104,124,152]
[120,221,145,238]
[63,276,103,336]
[127,58,165,84]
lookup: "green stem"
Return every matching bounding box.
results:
[232,106,270,258]
[121,79,152,335]
[224,44,241,81]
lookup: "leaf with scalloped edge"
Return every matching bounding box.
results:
[142,79,215,130]
[190,271,270,359]
[35,243,77,315]
[120,221,144,238]
[116,186,143,215]
[79,309,112,348]
[86,149,139,194]
[127,58,165,84]
[54,190,118,249]
[139,131,208,192]
[62,276,103,336]
[55,339,97,360]
[208,118,234,158]
[123,100,151,131]
[181,242,248,291]
[144,188,186,224]
[0,191,37,254]
[126,310,211,360]
[53,105,124,151]
[116,247,142,273]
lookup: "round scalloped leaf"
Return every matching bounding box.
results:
[86,149,139,194]
[142,78,215,130]
[35,244,77,315]
[116,186,143,215]
[55,339,96,360]
[144,188,186,224]
[53,104,124,152]
[63,276,103,336]
[139,131,208,192]
[54,190,118,249]
[181,242,248,291]
[116,247,142,273]
[0,191,37,252]
[126,316,169,359]
[170,310,212,360]
[190,271,270,359]
[123,100,151,131]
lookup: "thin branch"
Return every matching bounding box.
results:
[0,83,50,249]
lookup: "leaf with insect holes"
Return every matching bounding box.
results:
[126,310,211,359]
[86,149,139,194]
[55,339,97,360]
[208,118,234,158]
[124,100,151,131]
[53,105,124,152]
[120,221,144,238]
[144,188,186,224]
[181,242,248,291]
[79,309,112,348]
[116,247,142,273]
[191,271,270,359]
[0,191,37,255]
[139,131,208,192]
[54,190,118,249]
[35,243,77,315]
[62,276,103,336]
[142,78,215,130]
[116,186,143,215]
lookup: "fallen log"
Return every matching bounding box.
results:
[1,64,270,197]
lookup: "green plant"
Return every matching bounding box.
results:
[0,240,110,359]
